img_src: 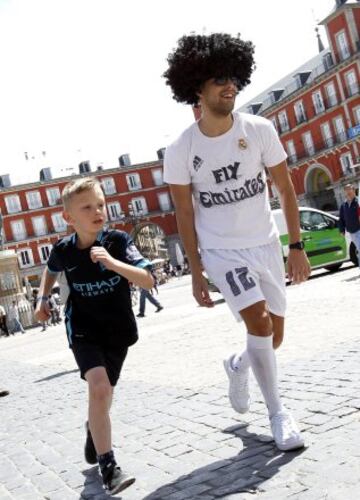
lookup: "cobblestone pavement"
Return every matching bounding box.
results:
[1,263,360,499]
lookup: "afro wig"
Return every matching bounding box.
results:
[163,33,255,106]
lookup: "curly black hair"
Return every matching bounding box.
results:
[163,33,255,106]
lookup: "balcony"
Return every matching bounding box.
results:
[295,113,307,125]
[287,131,350,167]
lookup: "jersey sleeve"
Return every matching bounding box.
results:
[259,119,288,169]
[47,245,64,274]
[163,138,191,185]
[125,235,152,269]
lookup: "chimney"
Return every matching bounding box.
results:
[157,148,166,160]
[0,174,11,188]
[79,161,91,174]
[119,154,131,167]
[40,167,53,181]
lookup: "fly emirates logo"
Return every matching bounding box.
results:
[73,275,121,297]
[199,162,265,208]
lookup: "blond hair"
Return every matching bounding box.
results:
[62,177,103,209]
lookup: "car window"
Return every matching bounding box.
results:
[300,211,336,231]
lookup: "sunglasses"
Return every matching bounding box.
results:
[213,77,239,86]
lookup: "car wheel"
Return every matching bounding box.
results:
[350,242,359,266]
[324,263,343,272]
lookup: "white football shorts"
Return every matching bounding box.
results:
[201,240,286,321]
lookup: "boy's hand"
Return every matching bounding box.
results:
[90,246,116,270]
[35,301,50,322]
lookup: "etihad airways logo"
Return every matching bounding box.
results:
[72,275,121,297]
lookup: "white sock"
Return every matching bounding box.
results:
[246,333,283,418]
[231,351,250,371]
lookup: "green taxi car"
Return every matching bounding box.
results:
[273,207,358,272]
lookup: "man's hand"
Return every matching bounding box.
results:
[287,250,311,284]
[35,300,50,323]
[90,247,116,270]
[192,273,214,308]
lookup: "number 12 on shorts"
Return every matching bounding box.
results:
[225,267,256,296]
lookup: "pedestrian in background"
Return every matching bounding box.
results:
[0,304,10,336]
[137,287,163,318]
[8,301,25,334]
[339,183,360,269]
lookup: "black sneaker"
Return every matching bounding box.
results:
[155,306,163,312]
[136,313,145,317]
[103,465,135,495]
[84,422,97,465]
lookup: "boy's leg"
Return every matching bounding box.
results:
[137,289,146,316]
[85,366,113,455]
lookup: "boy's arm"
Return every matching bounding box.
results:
[269,160,311,284]
[169,184,214,308]
[34,268,58,321]
[90,247,154,290]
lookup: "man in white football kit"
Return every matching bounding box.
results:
[163,33,311,451]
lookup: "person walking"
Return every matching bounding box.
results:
[163,33,310,451]
[35,177,153,495]
[136,287,163,318]
[339,183,360,268]
[0,304,10,336]
[8,301,25,334]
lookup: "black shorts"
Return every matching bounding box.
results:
[71,340,128,386]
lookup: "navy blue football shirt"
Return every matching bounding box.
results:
[47,229,151,347]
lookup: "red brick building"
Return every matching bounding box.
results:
[239,0,360,210]
[0,153,179,286]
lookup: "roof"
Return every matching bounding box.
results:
[237,49,331,115]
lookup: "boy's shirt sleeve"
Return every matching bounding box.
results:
[47,245,64,274]
[123,233,152,269]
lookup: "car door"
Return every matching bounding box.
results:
[299,210,347,267]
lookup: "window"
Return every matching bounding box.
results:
[336,31,350,61]
[51,212,67,232]
[300,211,336,232]
[345,71,358,97]
[38,244,52,263]
[354,106,360,125]
[321,122,334,148]
[126,173,142,191]
[101,177,116,195]
[18,248,34,268]
[312,90,325,114]
[158,192,171,211]
[130,197,148,215]
[294,101,306,124]
[302,132,315,156]
[286,140,297,164]
[270,117,278,132]
[152,169,163,186]
[32,216,47,236]
[340,153,353,175]
[5,194,21,214]
[325,82,337,107]
[107,202,122,221]
[278,110,290,133]
[46,187,61,206]
[11,220,27,241]
[26,191,42,210]
[334,116,347,142]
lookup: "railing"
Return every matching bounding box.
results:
[287,131,350,166]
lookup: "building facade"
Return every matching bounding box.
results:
[239,0,360,211]
[0,152,179,286]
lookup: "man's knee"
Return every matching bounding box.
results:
[89,380,112,404]
[241,302,273,336]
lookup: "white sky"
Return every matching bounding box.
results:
[0,0,335,185]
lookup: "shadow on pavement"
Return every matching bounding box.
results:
[34,368,79,383]
[143,424,305,499]
[343,274,360,282]
[80,467,109,499]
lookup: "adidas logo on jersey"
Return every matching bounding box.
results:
[193,156,204,171]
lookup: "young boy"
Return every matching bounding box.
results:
[35,177,153,494]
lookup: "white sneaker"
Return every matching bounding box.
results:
[270,410,305,451]
[223,354,250,414]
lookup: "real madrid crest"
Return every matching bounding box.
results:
[238,138,247,150]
